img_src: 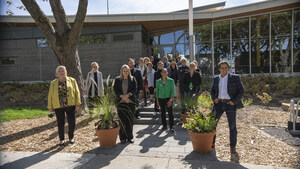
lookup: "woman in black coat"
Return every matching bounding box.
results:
[113,65,137,144]
[183,62,202,99]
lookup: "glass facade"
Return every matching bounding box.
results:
[213,20,230,74]
[232,17,249,74]
[149,8,299,76]
[271,11,292,73]
[294,8,300,73]
[251,14,270,73]
[195,23,212,75]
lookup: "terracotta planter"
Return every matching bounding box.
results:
[180,113,190,123]
[95,126,120,148]
[188,130,216,153]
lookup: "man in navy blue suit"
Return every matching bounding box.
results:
[210,61,244,153]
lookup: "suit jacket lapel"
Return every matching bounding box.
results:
[227,73,231,95]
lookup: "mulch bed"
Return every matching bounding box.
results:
[0,105,299,168]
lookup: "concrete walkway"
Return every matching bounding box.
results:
[0,125,292,169]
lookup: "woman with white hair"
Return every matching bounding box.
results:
[113,65,137,144]
[85,62,104,106]
[47,65,81,146]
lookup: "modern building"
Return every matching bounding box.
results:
[0,0,299,81]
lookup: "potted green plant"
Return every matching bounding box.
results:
[180,95,199,123]
[183,108,217,153]
[89,76,120,148]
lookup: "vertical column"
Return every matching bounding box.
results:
[291,9,294,74]
[230,19,232,73]
[269,13,272,73]
[189,0,194,62]
[249,17,252,75]
[212,22,214,76]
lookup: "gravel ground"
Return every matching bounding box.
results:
[0,105,299,168]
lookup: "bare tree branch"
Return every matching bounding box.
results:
[69,0,88,44]
[49,0,70,36]
[21,0,56,49]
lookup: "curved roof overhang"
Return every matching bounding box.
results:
[0,0,299,33]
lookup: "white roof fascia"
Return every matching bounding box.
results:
[0,0,298,23]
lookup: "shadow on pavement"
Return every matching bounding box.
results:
[182,150,247,169]
[137,125,172,153]
[81,142,128,169]
[0,144,65,169]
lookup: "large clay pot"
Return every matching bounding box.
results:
[95,126,120,148]
[180,113,190,123]
[188,130,216,153]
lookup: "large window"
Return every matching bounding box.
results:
[195,23,212,75]
[37,38,49,47]
[232,17,249,74]
[148,8,299,75]
[271,11,292,73]
[80,34,106,44]
[1,57,15,64]
[214,20,230,74]
[153,32,174,45]
[294,8,300,72]
[174,29,188,59]
[251,14,270,73]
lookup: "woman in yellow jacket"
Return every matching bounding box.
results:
[48,66,81,146]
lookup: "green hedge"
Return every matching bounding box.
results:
[201,74,300,98]
[0,82,49,108]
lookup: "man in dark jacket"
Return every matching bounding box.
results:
[210,61,244,153]
[128,58,143,119]
[177,58,189,100]
[183,62,201,98]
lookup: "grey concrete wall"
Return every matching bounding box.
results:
[0,24,145,81]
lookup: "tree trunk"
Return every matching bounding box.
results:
[21,0,89,115]
[55,42,88,115]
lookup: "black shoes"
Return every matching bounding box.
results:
[162,126,167,130]
[120,139,134,144]
[135,115,141,119]
[170,128,175,133]
[128,139,134,143]
[59,140,65,146]
[69,139,75,144]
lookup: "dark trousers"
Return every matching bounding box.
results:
[154,96,159,112]
[54,106,76,141]
[118,102,135,141]
[158,98,174,129]
[179,82,185,100]
[213,102,237,146]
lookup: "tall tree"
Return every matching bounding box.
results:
[21,0,88,112]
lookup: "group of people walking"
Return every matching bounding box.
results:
[47,55,244,153]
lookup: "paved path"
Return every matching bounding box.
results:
[0,125,292,169]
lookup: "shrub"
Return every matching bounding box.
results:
[256,92,272,105]
[0,82,49,107]
[183,109,217,133]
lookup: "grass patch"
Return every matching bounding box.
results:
[0,107,49,123]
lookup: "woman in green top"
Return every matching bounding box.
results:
[156,68,176,132]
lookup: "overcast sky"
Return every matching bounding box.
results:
[0,0,266,15]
